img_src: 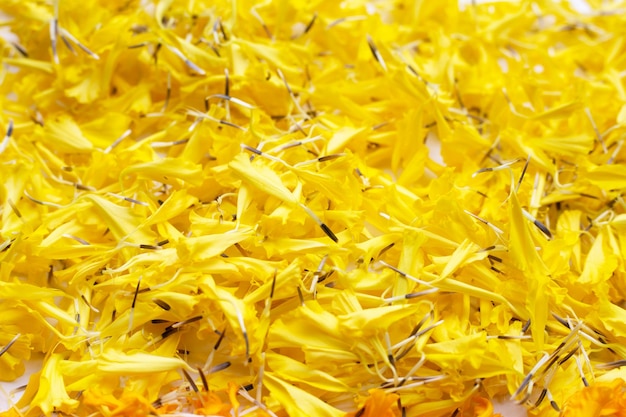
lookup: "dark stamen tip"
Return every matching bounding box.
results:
[320,223,338,242]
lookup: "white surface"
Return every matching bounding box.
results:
[494,398,528,416]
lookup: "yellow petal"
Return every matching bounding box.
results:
[229,153,298,205]
[266,352,348,392]
[264,373,344,417]
[121,158,204,186]
[29,354,78,415]
[586,164,626,190]
[81,194,155,243]
[39,116,93,152]
[97,349,193,374]
[178,229,252,261]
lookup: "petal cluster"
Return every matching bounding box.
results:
[1,0,626,416]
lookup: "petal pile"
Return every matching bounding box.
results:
[1,0,626,416]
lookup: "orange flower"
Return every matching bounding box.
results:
[346,389,400,417]
[562,379,626,417]
[227,381,242,417]
[473,397,503,417]
[193,391,232,416]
